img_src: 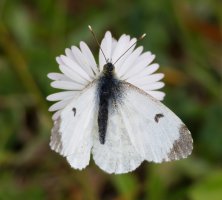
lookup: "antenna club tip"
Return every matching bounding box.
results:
[88,25,92,31]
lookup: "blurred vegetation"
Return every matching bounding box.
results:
[0,0,222,199]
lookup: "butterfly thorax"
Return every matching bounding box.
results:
[97,62,123,144]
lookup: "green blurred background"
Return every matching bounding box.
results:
[0,0,222,199]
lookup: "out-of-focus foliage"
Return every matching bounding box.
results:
[0,0,221,199]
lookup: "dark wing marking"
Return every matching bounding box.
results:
[50,118,63,155]
[154,113,164,122]
[167,124,193,161]
[72,107,76,116]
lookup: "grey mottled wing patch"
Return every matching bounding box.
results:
[167,124,193,161]
[50,118,63,155]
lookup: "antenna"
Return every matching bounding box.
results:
[88,25,108,63]
[113,33,146,65]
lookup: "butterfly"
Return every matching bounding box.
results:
[47,26,193,174]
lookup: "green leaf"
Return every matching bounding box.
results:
[189,171,222,200]
[112,174,138,200]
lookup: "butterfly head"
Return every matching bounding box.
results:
[103,62,114,75]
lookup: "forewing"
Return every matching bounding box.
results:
[50,82,97,170]
[120,82,193,163]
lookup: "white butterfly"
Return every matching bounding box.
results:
[47,26,193,174]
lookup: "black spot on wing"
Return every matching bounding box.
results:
[154,113,164,123]
[72,107,76,116]
[167,124,193,161]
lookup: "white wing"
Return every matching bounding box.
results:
[92,82,193,174]
[121,82,193,162]
[92,108,144,174]
[50,82,97,170]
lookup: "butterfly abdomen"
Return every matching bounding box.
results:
[97,63,123,144]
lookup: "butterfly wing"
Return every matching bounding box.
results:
[119,82,193,163]
[92,82,193,174]
[50,82,97,170]
[92,108,144,174]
